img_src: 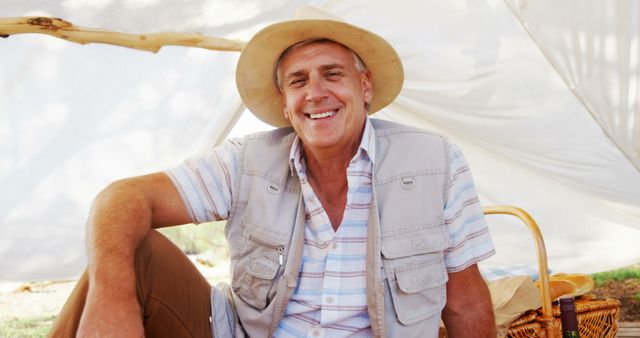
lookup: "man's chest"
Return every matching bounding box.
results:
[285,172,373,328]
[300,166,372,241]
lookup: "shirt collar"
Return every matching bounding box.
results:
[288,117,376,177]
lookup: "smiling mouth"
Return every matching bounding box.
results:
[307,109,337,120]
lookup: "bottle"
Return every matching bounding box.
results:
[559,297,580,338]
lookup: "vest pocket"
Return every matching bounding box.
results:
[387,258,447,325]
[381,223,448,325]
[235,227,287,309]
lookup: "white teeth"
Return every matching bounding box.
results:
[309,110,336,119]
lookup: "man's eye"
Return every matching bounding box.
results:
[326,72,343,79]
[289,79,305,87]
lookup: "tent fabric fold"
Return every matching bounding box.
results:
[1,0,639,281]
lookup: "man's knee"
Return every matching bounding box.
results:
[134,229,206,288]
[132,229,212,337]
[135,229,184,268]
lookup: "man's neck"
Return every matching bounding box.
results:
[302,140,360,231]
[304,143,356,177]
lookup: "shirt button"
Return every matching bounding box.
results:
[311,327,325,338]
[326,296,334,304]
[332,242,338,250]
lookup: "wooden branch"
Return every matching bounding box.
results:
[0,16,245,53]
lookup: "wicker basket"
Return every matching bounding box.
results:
[484,206,621,338]
[505,310,542,337]
[507,297,620,337]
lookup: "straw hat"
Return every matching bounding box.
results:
[235,7,404,127]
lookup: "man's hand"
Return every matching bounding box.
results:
[76,173,191,336]
[441,264,496,337]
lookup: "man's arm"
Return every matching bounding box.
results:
[77,172,191,337]
[441,264,496,337]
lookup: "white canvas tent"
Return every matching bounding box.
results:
[1,0,639,282]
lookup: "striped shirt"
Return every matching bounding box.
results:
[166,118,494,337]
[274,118,377,338]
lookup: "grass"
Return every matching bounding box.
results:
[0,316,56,338]
[591,265,640,286]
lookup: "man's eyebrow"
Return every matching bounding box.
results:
[283,70,306,82]
[282,63,347,83]
[319,63,345,72]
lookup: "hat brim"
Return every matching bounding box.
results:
[236,19,404,128]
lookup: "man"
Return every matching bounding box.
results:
[50,16,495,338]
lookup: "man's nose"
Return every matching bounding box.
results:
[305,77,328,102]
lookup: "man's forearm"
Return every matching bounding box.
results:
[78,179,154,337]
[75,173,191,336]
[441,265,496,337]
[442,298,495,337]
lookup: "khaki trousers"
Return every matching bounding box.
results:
[48,230,213,338]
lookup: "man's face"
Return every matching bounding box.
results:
[278,42,373,153]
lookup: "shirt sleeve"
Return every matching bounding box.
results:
[164,138,241,224]
[443,142,495,272]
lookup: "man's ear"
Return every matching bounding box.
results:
[283,106,291,120]
[361,70,373,104]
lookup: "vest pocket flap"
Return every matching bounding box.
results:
[395,260,446,293]
[388,259,447,325]
[246,254,280,279]
[381,224,447,259]
[243,226,287,280]
[235,225,288,309]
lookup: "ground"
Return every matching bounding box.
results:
[593,278,640,322]
[0,256,229,337]
[1,262,638,337]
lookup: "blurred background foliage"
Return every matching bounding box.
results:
[158,220,230,266]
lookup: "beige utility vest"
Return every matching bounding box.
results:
[224,119,451,338]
